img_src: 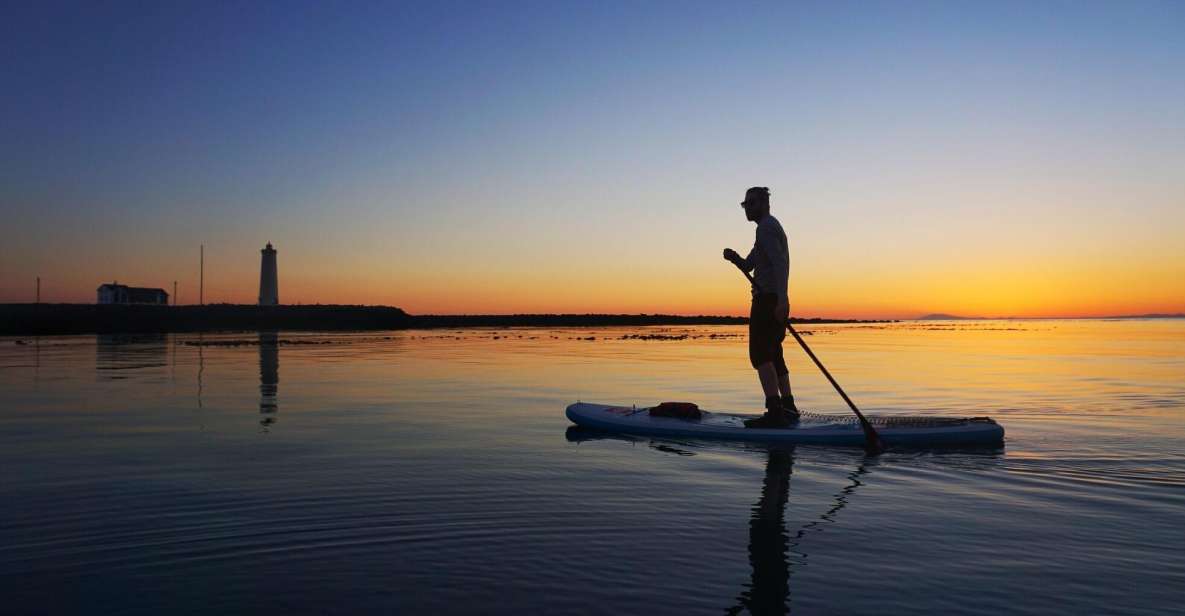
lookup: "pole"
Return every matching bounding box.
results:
[784,324,884,453]
[199,245,204,306]
[173,281,177,306]
[36,277,40,303]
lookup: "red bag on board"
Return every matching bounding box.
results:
[649,402,702,420]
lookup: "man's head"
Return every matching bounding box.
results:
[741,186,770,222]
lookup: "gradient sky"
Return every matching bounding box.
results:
[2,1,1183,318]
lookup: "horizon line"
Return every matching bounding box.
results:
[2,302,1182,322]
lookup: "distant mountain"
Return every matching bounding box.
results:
[916,313,984,320]
[915,312,1185,321]
[1102,313,1185,319]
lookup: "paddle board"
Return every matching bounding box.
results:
[566,402,1004,448]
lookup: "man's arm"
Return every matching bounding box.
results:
[723,247,756,273]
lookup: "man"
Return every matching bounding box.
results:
[723,186,799,428]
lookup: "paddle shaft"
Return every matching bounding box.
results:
[736,267,885,453]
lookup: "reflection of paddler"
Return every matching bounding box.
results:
[259,331,278,424]
[728,448,793,615]
[728,450,873,615]
[560,427,877,614]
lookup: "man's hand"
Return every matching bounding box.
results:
[722,248,741,265]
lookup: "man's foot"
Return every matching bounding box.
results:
[745,397,792,428]
[781,396,801,421]
[744,412,792,429]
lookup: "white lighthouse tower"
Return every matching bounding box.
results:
[259,242,279,306]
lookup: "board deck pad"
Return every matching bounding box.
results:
[565,402,1004,448]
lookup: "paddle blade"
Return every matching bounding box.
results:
[859,420,886,455]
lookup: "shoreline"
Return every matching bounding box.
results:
[0,304,893,336]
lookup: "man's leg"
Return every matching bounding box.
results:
[777,370,798,418]
[745,294,791,428]
[757,362,781,398]
[749,298,781,400]
[777,372,791,399]
[771,330,797,413]
[745,362,789,428]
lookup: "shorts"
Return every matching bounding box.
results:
[749,293,789,374]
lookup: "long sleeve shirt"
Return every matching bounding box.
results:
[737,214,789,300]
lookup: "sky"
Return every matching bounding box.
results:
[2,1,1183,318]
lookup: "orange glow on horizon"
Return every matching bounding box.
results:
[3,222,1182,320]
[4,255,1183,319]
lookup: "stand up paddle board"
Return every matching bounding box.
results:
[566,402,1004,448]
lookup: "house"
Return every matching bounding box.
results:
[97,283,169,305]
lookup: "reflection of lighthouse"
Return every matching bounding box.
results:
[259,242,278,305]
[259,331,278,426]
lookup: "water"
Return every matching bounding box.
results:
[1,321,1183,615]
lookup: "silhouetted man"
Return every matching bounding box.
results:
[723,187,799,428]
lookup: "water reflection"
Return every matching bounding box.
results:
[2,323,1178,614]
[259,331,279,428]
[728,448,794,615]
[565,428,873,615]
[96,334,168,379]
[729,450,874,615]
[196,333,204,409]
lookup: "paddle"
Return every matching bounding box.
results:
[734,266,886,454]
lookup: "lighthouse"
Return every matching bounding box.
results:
[259,242,279,305]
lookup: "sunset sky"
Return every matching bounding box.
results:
[2,1,1183,318]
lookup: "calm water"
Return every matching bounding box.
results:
[2,321,1183,615]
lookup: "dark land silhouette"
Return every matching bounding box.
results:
[918,312,1185,321]
[0,304,892,336]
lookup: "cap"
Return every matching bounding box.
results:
[741,186,770,206]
